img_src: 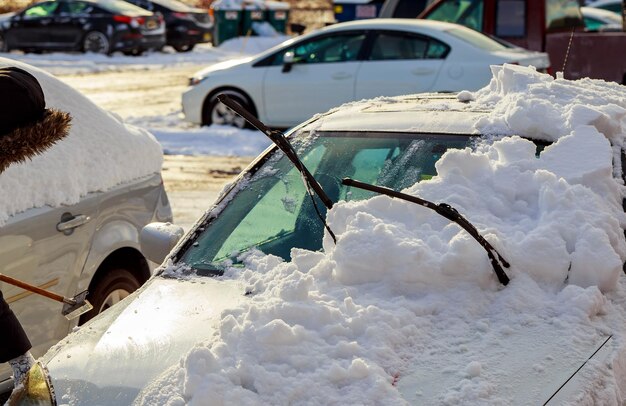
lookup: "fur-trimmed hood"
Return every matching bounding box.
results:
[0,109,71,173]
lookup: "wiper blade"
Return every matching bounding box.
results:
[217,94,337,243]
[342,178,510,286]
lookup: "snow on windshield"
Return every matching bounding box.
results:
[0,58,163,225]
[135,65,626,404]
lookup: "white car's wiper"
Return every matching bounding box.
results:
[342,178,510,286]
[217,94,337,243]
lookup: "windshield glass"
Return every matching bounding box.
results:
[99,0,150,14]
[179,131,473,273]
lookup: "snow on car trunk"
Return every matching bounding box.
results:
[136,65,626,404]
[0,58,163,225]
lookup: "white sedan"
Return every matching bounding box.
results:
[182,18,550,129]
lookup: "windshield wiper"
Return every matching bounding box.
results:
[217,94,337,243]
[342,178,510,286]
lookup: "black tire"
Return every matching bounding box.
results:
[83,31,110,55]
[123,48,144,56]
[79,268,141,325]
[202,91,253,129]
[173,43,195,52]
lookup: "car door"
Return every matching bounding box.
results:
[53,1,93,48]
[0,196,99,382]
[262,31,367,126]
[355,30,449,99]
[5,1,61,48]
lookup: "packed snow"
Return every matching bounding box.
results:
[124,65,626,404]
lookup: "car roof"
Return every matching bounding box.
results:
[299,93,490,134]
[318,18,475,34]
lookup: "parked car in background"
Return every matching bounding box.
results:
[0,57,173,396]
[581,6,623,30]
[586,0,623,14]
[182,19,549,129]
[122,0,212,52]
[0,0,165,55]
[22,65,626,405]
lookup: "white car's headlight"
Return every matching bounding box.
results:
[7,362,56,406]
[188,76,206,86]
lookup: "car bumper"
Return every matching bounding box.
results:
[181,84,207,124]
[167,26,213,45]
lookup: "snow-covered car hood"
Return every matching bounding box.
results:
[42,275,246,404]
[41,272,612,404]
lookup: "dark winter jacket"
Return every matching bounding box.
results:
[0,290,31,363]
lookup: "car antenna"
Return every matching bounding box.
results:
[217,94,337,244]
[342,178,510,286]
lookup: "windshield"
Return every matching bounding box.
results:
[178,131,473,273]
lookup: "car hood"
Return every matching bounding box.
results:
[191,57,254,80]
[42,274,613,404]
[42,275,246,405]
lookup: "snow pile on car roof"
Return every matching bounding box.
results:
[137,66,626,404]
[0,59,163,225]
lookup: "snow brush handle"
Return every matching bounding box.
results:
[0,273,70,304]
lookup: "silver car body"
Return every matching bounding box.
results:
[0,62,172,392]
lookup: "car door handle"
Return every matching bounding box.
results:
[411,68,436,75]
[57,214,91,233]
[332,72,352,80]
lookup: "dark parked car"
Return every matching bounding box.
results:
[123,0,212,52]
[0,0,165,55]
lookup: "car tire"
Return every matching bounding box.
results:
[123,48,144,56]
[202,91,253,129]
[79,268,141,324]
[173,43,195,52]
[83,31,110,55]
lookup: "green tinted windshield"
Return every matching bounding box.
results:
[179,131,472,272]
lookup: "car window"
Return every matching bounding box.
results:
[179,132,472,272]
[392,0,428,17]
[368,32,450,60]
[23,2,59,18]
[60,2,95,15]
[584,16,606,29]
[272,33,367,66]
[424,0,484,31]
[496,0,525,37]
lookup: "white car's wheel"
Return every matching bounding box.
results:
[0,33,7,52]
[203,91,253,129]
[83,31,110,54]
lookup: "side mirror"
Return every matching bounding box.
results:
[282,51,295,73]
[140,222,185,264]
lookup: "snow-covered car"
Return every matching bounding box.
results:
[21,64,626,405]
[0,58,172,395]
[181,18,550,129]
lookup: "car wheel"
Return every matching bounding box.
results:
[203,91,253,129]
[79,268,141,324]
[83,31,110,55]
[173,43,195,52]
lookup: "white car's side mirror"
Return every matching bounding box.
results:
[140,222,185,264]
[282,51,295,73]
